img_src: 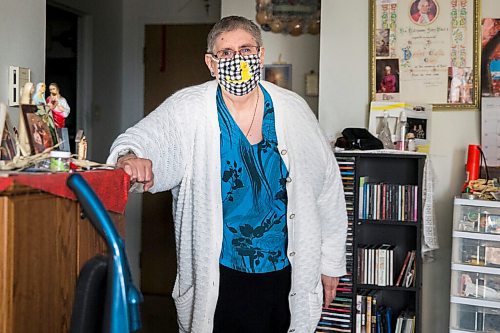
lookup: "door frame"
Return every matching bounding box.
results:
[46,1,93,156]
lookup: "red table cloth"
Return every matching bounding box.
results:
[0,169,130,214]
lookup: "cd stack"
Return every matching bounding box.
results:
[316,155,355,333]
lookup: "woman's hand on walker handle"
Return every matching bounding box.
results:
[116,154,155,191]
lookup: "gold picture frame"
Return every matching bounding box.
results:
[369,0,481,110]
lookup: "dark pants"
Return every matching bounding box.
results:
[213,264,292,333]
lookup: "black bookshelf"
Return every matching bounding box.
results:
[337,152,424,333]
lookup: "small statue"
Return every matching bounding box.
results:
[46,83,70,128]
[20,82,34,105]
[77,136,87,160]
[32,82,46,106]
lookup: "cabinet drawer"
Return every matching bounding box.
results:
[451,269,500,302]
[449,303,500,332]
[452,238,500,267]
[454,199,500,235]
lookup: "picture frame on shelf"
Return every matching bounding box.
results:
[21,105,58,154]
[0,115,18,160]
[264,64,292,90]
[0,103,17,160]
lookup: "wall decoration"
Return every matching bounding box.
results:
[370,0,480,109]
[255,0,320,36]
[264,64,292,90]
[481,18,500,97]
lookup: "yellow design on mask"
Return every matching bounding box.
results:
[225,60,253,84]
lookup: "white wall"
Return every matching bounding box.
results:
[0,0,46,124]
[222,0,320,114]
[319,1,500,332]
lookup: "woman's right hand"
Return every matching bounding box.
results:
[116,154,154,191]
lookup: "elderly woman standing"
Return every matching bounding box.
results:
[108,16,347,333]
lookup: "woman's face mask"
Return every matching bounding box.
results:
[216,53,261,96]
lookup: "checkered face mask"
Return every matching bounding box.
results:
[217,54,261,96]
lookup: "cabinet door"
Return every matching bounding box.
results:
[11,194,78,333]
[0,196,12,333]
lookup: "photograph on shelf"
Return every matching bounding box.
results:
[263,64,292,90]
[481,18,500,97]
[0,103,17,161]
[368,101,432,152]
[0,115,17,160]
[21,105,59,154]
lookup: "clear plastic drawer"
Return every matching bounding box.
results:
[452,238,500,267]
[449,303,500,332]
[454,202,500,235]
[451,270,500,302]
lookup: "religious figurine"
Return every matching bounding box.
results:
[46,83,70,128]
[20,82,34,105]
[32,82,46,106]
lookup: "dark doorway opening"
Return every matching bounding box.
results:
[46,5,78,152]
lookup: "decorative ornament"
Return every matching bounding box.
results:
[288,18,303,36]
[255,0,320,36]
[270,18,285,33]
[256,10,271,25]
[307,18,320,35]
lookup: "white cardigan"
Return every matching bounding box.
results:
[108,80,347,333]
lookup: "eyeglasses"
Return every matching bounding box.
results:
[211,46,260,60]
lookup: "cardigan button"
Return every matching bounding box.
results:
[289,213,295,219]
[281,149,287,155]
[286,176,292,183]
[289,252,296,257]
[290,292,296,296]
[289,329,295,332]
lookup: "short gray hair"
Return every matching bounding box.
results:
[206,16,262,54]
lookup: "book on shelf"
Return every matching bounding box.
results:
[394,250,416,288]
[357,244,395,286]
[394,311,416,333]
[374,305,392,333]
[358,182,418,222]
[355,291,383,333]
[403,251,416,288]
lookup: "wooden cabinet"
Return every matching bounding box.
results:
[0,185,124,333]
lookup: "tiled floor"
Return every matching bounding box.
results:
[140,294,178,332]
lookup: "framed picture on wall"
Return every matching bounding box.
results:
[264,64,292,90]
[370,0,480,109]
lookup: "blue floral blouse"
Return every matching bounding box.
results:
[217,84,290,273]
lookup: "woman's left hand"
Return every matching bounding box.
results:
[321,275,339,307]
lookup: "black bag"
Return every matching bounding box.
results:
[335,128,384,151]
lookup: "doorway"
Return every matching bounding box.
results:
[140,24,213,333]
[45,4,78,151]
